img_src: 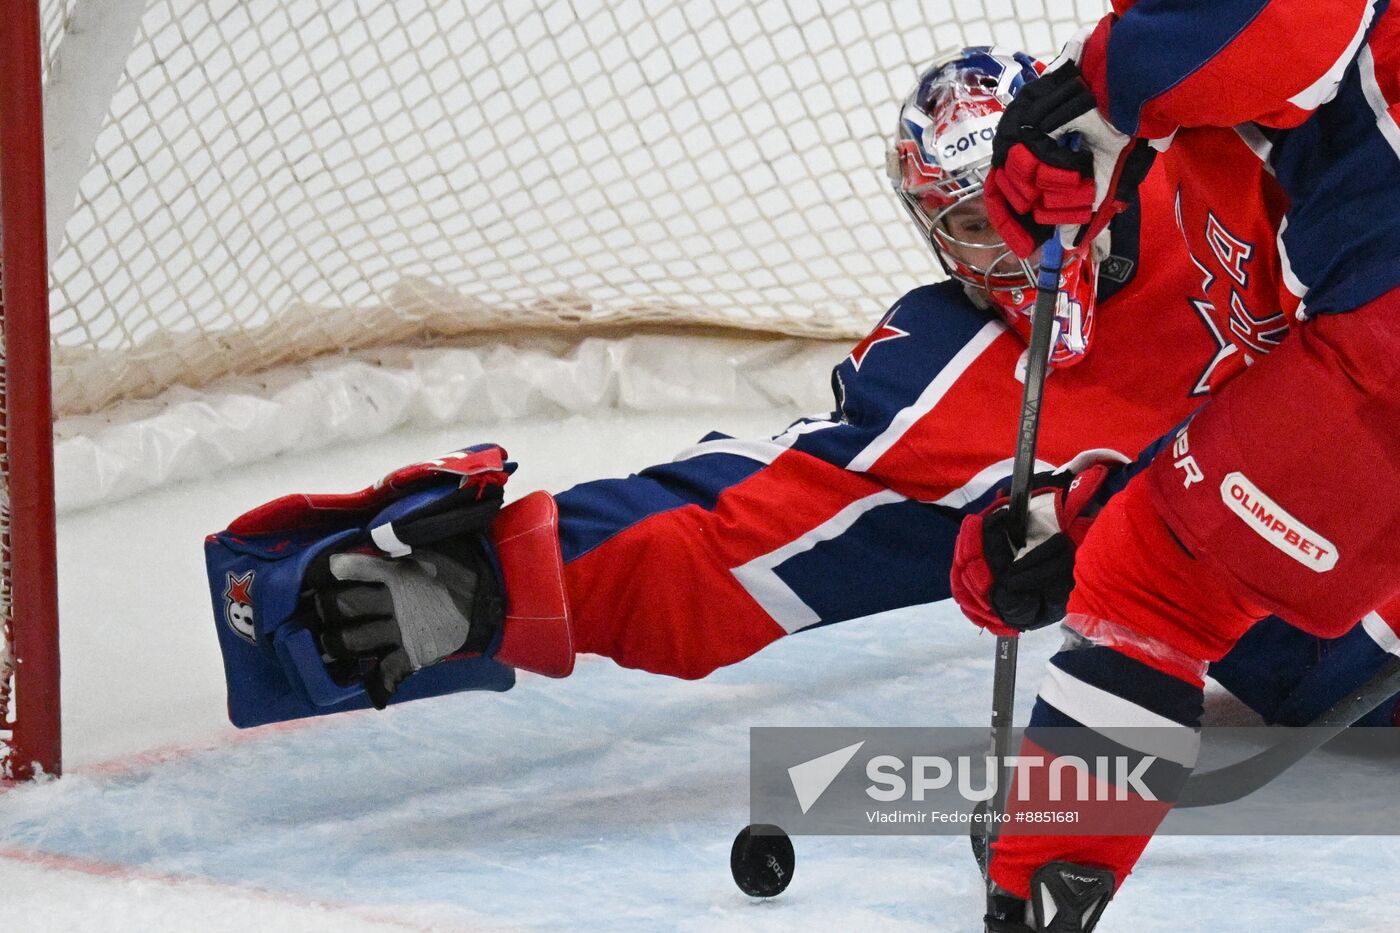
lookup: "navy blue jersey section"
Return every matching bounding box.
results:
[770,500,962,630]
[790,281,1000,469]
[1107,0,1277,135]
[1208,615,1326,722]
[1268,31,1400,315]
[556,446,767,562]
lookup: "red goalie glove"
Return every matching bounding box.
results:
[950,458,1117,637]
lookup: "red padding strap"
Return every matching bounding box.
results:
[492,490,575,678]
[228,446,511,536]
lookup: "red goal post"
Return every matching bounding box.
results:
[0,0,60,782]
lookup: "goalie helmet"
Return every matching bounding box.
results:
[888,47,1099,367]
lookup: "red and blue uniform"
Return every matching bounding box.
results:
[554,171,1221,680]
[549,155,1399,727]
[1102,0,1397,323]
[983,0,1400,902]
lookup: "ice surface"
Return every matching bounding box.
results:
[5,410,1400,932]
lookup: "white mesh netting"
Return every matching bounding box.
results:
[6,0,1110,768]
[37,0,1107,419]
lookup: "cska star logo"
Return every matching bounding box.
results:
[223,570,257,644]
[848,308,909,371]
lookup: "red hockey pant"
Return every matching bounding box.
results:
[990,283,1400,897]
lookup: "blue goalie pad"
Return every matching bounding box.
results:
[204,448,518,728]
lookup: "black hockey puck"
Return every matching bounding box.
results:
[730,823,795,898]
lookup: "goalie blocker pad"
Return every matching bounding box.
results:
[204,445,519,728]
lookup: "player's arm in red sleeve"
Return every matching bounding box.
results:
[983,0,1378,256]
[1097,0,1380,137]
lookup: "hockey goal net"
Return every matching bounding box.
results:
[1,0,1104,780]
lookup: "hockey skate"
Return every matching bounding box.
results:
[985,862,1115,933]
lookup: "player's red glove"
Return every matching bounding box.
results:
[950,460,1115,636]
[983,17,1158,258]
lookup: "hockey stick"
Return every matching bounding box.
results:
[1176,653,1400,808]
[978,232,1067,893]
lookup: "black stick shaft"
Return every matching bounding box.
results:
[983,236,1065,902]
[1006,237,1064,549]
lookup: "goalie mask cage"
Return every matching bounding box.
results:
[0,0,1104,781]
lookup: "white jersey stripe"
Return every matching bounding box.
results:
[932,455,1054,510]
[1288,3,1376,111]
[1038,663,1202,767]
[1232,123,1275,172]
[1276,215,1309,319]
[770,418,842,447]
[730,488,907,633]
[370,522,412,558]
[847,320,1004,473]
[1358,45,1400,159]
[671,437,788,466]
[931,448,1128,510]
[673,419,843,467]
[1361,610,1400,657]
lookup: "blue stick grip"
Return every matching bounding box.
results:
[1036,233,1065,290]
